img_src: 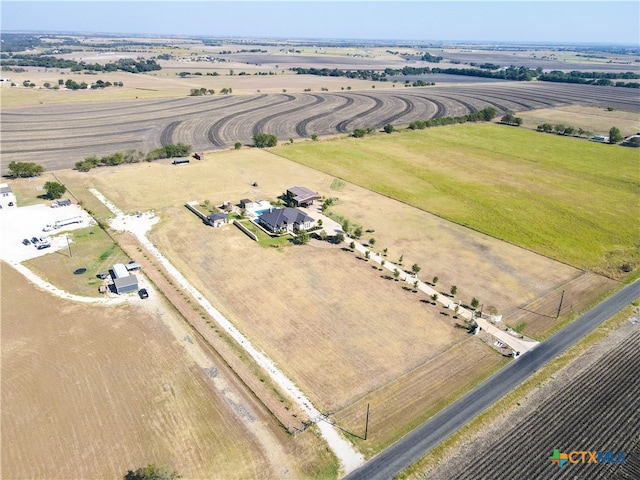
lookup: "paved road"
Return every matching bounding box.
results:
[344,279,640,480]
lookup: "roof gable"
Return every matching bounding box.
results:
[287,186,321,203]
[208,212,228,221]
[259,207,312,227]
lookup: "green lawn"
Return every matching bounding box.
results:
[237,219,293,248]
[275,124,640,277]
[24,226,131,297]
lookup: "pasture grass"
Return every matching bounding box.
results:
[275,123,640,277]
[516,105,640,138]
[23,226,130,297]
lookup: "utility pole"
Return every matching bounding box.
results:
[556,290,565,319]
[66,234,72,257]
[364,403,370,440]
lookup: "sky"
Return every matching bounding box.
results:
[1,1,639,45]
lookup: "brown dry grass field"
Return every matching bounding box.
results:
[146,217,475,412]
[0,261,335,479]
[516,105,640,136]
[333,338,508,457]
[52,150,585,452]
[55,151,586,316]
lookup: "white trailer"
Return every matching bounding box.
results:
[55,216,83,228]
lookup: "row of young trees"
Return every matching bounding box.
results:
[408,106,497,130]
[500,113,523,126]
[75,144,191,172]
[536,124,626,144]
[62,78,124,90]
[324,198,483,317]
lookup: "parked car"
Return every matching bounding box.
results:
[37,243,51,250]
[22,238,31,245]
[31,236,40,244]
[138,288,149,299]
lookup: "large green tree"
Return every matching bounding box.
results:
[296,229,310,245]
[44,181,66,199]
[253,133,277,148]
[609,126,623,144]
[8,161,44,178]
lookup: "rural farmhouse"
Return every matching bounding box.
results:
[258,207,315,233]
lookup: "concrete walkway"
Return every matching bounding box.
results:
[307,205,539,355]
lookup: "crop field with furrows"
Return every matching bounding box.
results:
[425,328,640,480]
[2,81,638,174]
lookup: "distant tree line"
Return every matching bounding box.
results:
[387,65,542,81]
[0,54,161,73]
[290,67,390,81]
[75,144,191,172]
[408,106,497,129]
[62,78,124,90]
[217,49,267,54]
[538,70,639,88]
[190,88,215,96]
[421,52,443,63]
[470,63,501,70]
[0,33,81,52]
[292,65,542,82]
[291,64,640,87]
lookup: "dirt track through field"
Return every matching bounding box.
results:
[2,82,638,174]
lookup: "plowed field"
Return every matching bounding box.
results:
[425,323,640,480]
[2,82,638,174]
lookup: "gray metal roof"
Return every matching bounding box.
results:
[207,212,228,221]
[0,185,13,194]
[259,207,313,228]
[287,186,321,203]
[113,275,138,292]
